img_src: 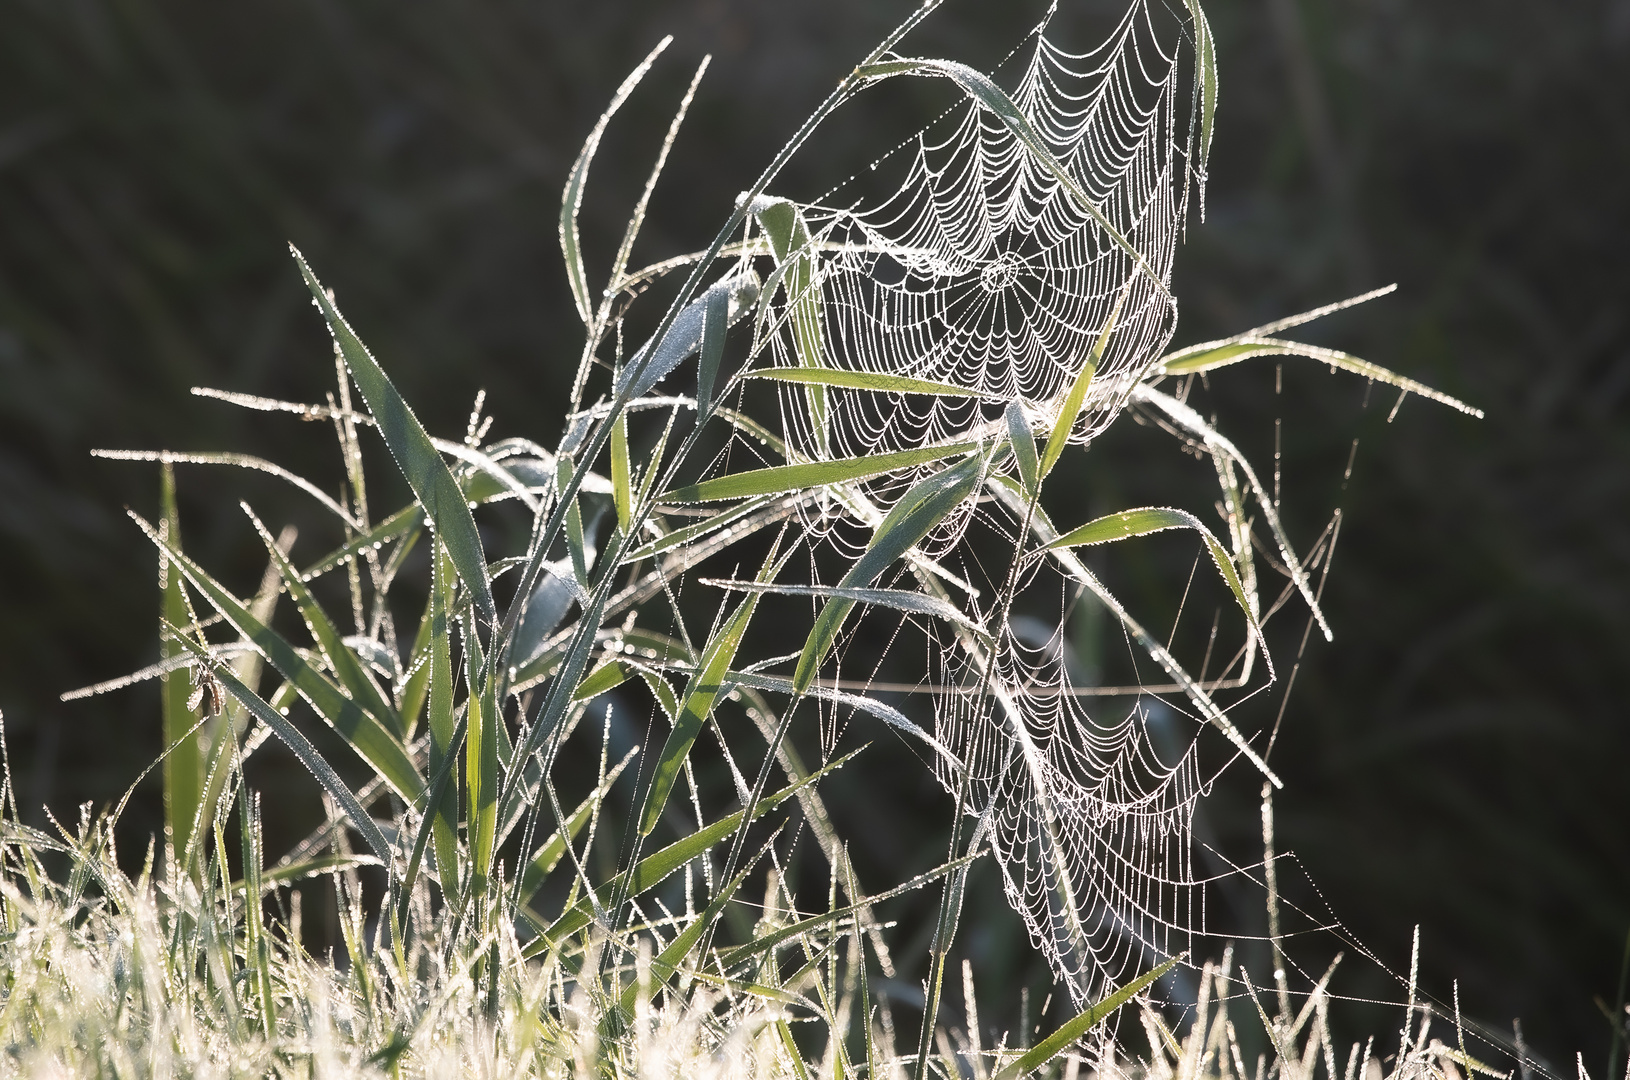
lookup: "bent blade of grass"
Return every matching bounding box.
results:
[244,504,403,737]
[1041,506,1267,672]
[746,367,983,399]
[663,440,978,504]
[1041,279,1129,478]
[291,246,494,623]
[1005,402,1039,498]
[1181,0,1217,204]
[131,511,424,802]
[794,452,984,693]
[164,624,392,864]
[700,579,990,642]
[638,545,786,836]
[298,505,422,582]
[1159,336,1483,417]
[992,955,1185,1080]
[529,749,858,953]
[696,284,730,416]
[750,195,829,454]
[561,36,672,325]
[516,749,635,902]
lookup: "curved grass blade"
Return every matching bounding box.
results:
[1181,0,1217,208]
[131,511,424,802]
[701,579,989,642]
[1005,402,1039,498]
[426,540,461,901]
[464,615,499,898]
[696,283,730,416]
[1158,336,1483,417]
[855,59,1170,300]
[516,749,636,903]
[637,545,786,836]
[991,955,1184,1080]
[1041,280,1129,478]
[299,505,423,582]
[747,366,982,399]
[662,441,978,504]
[611,413,632,532]
[291,246,494,622]
[1041,506,1267,670]
[244,505,403,738]
[750,195,830,454]
[623,495,779,563]
[528,749,858,953]
[794,452,984,692]
[616,271,760,401]
[164,625,393,864]
[562,37,672,324]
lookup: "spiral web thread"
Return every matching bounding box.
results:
[726,2,1238,1003]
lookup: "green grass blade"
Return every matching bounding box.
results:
[750,196,829,455]
[618,849,762,1015]
[426,540,461,902]
[1042,506,1267,674]
[794,452,984,692]
[623,495,779,563]
[854,59,1170,301]
[131,511,424,802]
[298,505,423,582]
[638,546,783,836]
[1004,402,1039,498]
[515,750,635,902]
[696,284,730,415]
[464,616,499,899]
[1041,281,1129,478]
[1158,336,1484,417]
[529,750,858,952]
[661,441,978,504]
[244,505,402,738]
[611,413,632,533]
[561,37,671,324]
[291,246,495,622]
[158,464,204,875]
[992,955,1184,1080]
[747,367,982,399]
[164,625,393,864]
[1181,0,1217,202]
[702,579,989,642]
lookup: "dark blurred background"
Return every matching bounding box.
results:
[2,0,1626,1069]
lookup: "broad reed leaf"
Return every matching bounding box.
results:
[616,271,759,401]
[696,284,730,415]
[1004,401,1039,498]
[291,246,495,622]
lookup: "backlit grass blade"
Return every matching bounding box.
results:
[696,284,730,415]
[794,452,984,693]
[561,37,671,325]
[244,505,402,738]
[617,849,763,1015]
[426,540,461,902]
[854,59,1170,301]
[611,413,632,532]
[992,955,1184,1080]
[1159,336,1483,417]
[298,505,422,582]
[637,546,784,836]
[1041,280,1129,478]
[1041,506,1266,668]
[701,579,989,642]
[622,495,779,563]
[515,750,636,903]
[1004,401,1039,498]
[157,464,204,874]
[527,749,857,953]
[661,440,978,504]
[463,615,499,899]
[1181,0,1217,205]
[750,195,829,455]
[291,246,495,622]
[131,511,424,802]
[164,625,393,865]
[747,367,982,398]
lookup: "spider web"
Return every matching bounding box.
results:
[710,1,1242,1003]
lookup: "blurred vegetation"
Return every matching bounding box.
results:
[1,0,1625,1069]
